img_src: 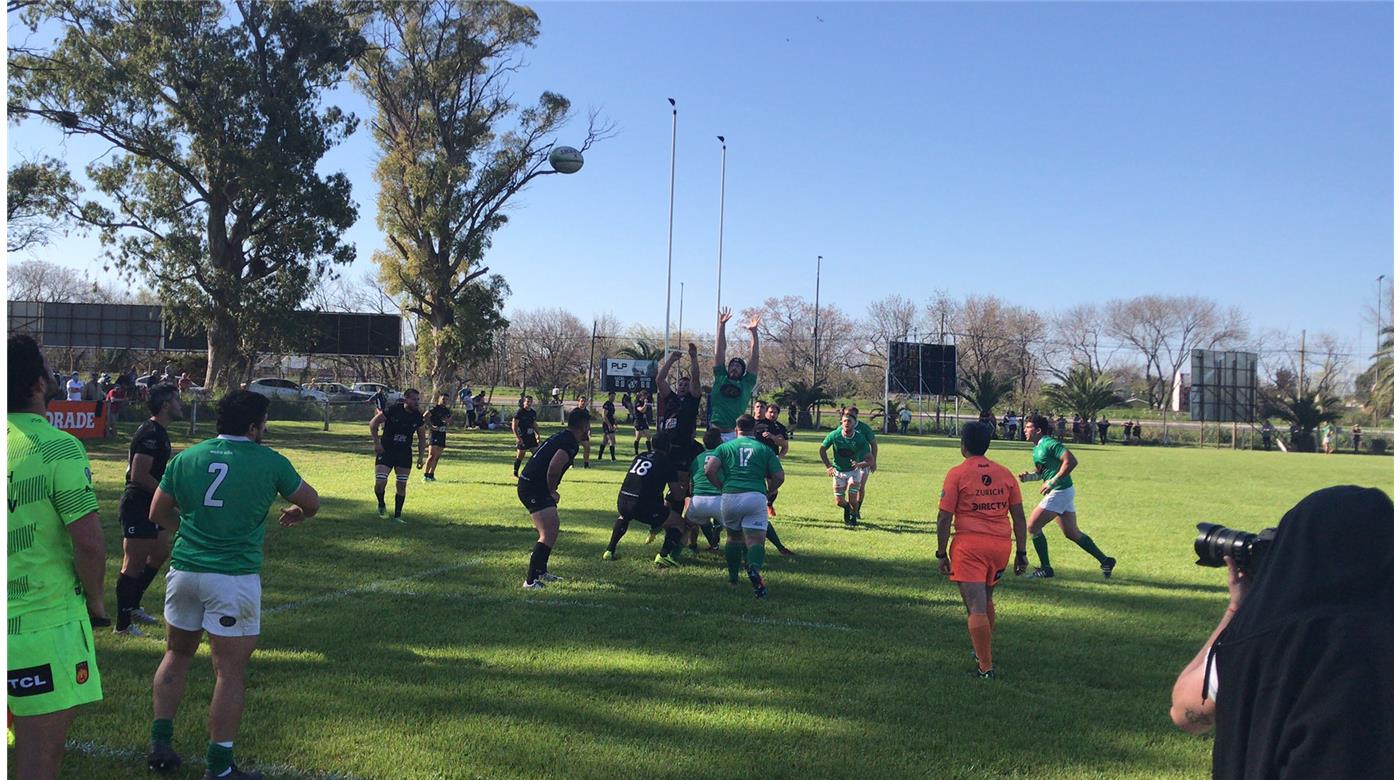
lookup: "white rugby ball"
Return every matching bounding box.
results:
[549,146,584,174]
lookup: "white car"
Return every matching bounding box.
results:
[349,383,402,403]
[248,377,322,402]
[305,382,369,404]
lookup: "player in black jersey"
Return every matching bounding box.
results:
[655,344,721,552]
[371,389,427,522]
[602,431,690,566]
[114,383,181,635]
[512,396,540,478]
[423,393,452,482]
[600,391,619,461]
[752,400,796,556]
[632,391,652,455]
[517,407,592,588]
[574,397,592,468]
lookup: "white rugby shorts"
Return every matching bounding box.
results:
[1037,486,1077,515]
[721,491,769,532]
[165,569,262,637]
[686,495,723,525]
[833,468,867,494]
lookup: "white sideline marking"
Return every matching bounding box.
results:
[64,739,367,780]
[264,559,481,617]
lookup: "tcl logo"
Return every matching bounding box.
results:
[8,664,55,696]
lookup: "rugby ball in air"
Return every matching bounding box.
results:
[549,146,584,174]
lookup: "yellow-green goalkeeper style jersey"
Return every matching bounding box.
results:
[160,435,303,575]
[7,413,99,632]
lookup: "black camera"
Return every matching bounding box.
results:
[1195,523,1277,574]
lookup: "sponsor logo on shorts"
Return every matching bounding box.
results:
[219,616,237,628]
[75,661,89,685]
[8,664,55,696]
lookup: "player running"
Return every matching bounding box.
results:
[8,334,108,780]
[517,408,592,589]
[705,414,785,597]
[632,391,652,455]
[602,432,691,565]
[600,391,619,462]
[936,422,1029,679]
[820,412,873,526]
[844,405,879,519]
[752,401,795,555]
[512,396,540,478]
[370,389,427,522]
[1020,414,1117,579]
[144,390,320,780]
[114,383,182,636]
[422,393,452,482]
[708,307,760,440]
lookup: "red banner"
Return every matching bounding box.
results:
[45,401,109,440]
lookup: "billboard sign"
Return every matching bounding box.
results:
[45,401,109,440]
[600,357,658,393]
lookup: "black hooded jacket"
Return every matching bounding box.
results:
[1207,485,1393,779]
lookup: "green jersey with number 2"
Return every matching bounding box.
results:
[713,435,781,494]
[160,435,303,575]
[1031,435,1072,490]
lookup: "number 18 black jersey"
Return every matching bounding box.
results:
[619,450,675,504]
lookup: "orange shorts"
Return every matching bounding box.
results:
[948,534,1012,586]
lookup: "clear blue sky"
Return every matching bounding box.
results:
[8,1,1394,358]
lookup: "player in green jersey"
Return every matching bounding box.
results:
[708,307,760,440]
[684,428,726,552]
[704,414,785,597]
[7,334,108,780]
[843,405,879,520]
[820,413,873,526]
[145,391,320,780]
[1020,415,1116,580]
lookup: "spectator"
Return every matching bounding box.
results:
[1072,415,1083,443]
[82,373,103,402]
[1132,420,1143,442]
[66,371,84,401]
[1055,414,1068,440]
[899,406,912,434]
[1169,486,1392,779]
[459,386,474,428]
[1260,421,1274,451]
[1096,416,1109,444]
[368,387,389,413]
[176,372,193,394]
[1352,422,1363,453]
[105,382,128,432]
[473,392,487,429]
[1123,419,1133,444]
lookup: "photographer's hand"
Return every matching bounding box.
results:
[1224,555,1249,610]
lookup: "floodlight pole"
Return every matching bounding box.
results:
[1377,274,1386,425]
[678,282,685,350]
[813,254,822,427]
[716,136,726,321]
[664,98,677,352]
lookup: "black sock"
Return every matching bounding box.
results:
[634,441,639,455]
[135,564,159,609]
[610,445,616,460]
[114,573,139,630]
[394,493,405,517]
[766,523,785,550]
[843,504,851,522]
[513,457,522,476]
[700,521,721,547]
[607,517,629,553]
[659,527,683,557]
[375,489,386,508]
[527,541,552,582]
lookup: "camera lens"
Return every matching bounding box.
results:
[1195,522,1258,568]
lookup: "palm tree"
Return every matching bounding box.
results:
[957,370,1014,415]
[617,339,665,362]
[1369,326,1393,420]
[1260,388,1343,453]
[1040,366,1124,441]
[771,380,834,429]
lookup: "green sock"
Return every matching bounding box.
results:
[1073,533,1108,564]
[1032,533,1051,569]
[724,542,744,583]
[150,718,174,745]
[207,742,234,777]
[747,543,766,571]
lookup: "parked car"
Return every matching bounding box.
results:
[248,377,321,402]
[305,382,370,404]
[349,383,403,403]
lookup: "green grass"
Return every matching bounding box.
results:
[32,421,1394,779]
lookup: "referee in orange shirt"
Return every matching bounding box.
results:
[936,422,1028,679]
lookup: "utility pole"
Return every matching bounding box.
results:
[813,255,822,427]
[587,319,598,404]
[1299,329,1306,397]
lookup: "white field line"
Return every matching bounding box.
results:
[64,739,367,780]
[263,559,482,617]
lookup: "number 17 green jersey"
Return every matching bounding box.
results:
[713,435,781,494]
[159,435,303,575]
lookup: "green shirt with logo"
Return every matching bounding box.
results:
[822,428,871,472]
[1032,435,1073,489]
[160,435,303,575]
[690,448,722,497]
[708,366,758,430]
[7,413,100,630]
[713,435,781,494]
[854,419,876,446]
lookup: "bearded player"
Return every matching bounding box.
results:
[708,307,760,440]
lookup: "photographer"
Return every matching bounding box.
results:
[1170,485,1392,779]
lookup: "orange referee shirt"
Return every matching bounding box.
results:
[938,455,1022,538]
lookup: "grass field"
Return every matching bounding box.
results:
[30,419,1394,779]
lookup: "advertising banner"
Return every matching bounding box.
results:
[45,401,109,440]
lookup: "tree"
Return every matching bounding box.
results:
[7,157,83,252]
[1367,326,1393,420]
[742,296,857,395]
[770,379,834,430]
[10,0,364,389]
[958,370,1015,414]
[352,0,611,393]
[8,259,106,303]
[1260,388,1343,452]
[1040,366,1124,441]
[617,339,665,362]
[1051,303,1119,375]
[508,307,588,394]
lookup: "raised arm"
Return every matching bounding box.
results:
[715,307,732,368]
[687,343,702,397]
[657,350,682,400]
[747,314,760,378]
